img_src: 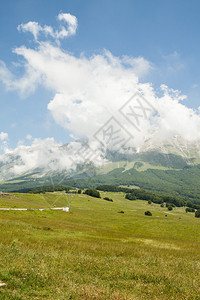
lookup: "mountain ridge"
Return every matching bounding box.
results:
[1,136,200,203]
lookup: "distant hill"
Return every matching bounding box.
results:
[1,136,200,203]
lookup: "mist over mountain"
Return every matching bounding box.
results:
[0,133,200,182]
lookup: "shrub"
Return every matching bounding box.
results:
[118,211,124,214]
[160,203,164,207]
[145,211,152,216]
[195,210,200,218]
[185,207,195,213]
[148,200,152,204]
[166,202,175,208]
[84,189,101,198]
[78,189,82,194]
[125,193,136,200]
[103,197,113,202]
[168,206,173,211]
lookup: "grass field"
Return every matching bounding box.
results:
[0,192,200,299]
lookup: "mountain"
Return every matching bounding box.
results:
[0,136,200,204]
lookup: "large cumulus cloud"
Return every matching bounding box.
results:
[0,13,200,177]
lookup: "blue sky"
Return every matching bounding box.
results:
[1,0,200,149]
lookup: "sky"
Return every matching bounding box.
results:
[1,0,200,176]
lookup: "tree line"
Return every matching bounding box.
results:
[96,184,200,209]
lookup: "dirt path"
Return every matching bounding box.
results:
[0,207,67,211]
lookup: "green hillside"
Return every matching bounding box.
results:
[0,191,199,299]
[60,165,200,203]
[1,151,200,204]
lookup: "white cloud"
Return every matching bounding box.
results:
[2,40,199,145]
[17,21,42,40]
[1,39,200,146]
[57,13,78,38]
[0,61,14,89]
[0,137,105,179]
[122,55,153,77]
[0,14,200,178]
[0,56,41,97]
[162,51,185,73]
[0,132,8,155]
[0,132,8,141]
[26,134,32,140]
[4,138,71,174]
[17,13,78,41]
[191,84,199,89]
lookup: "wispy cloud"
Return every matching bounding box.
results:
[0,132,8,141]
[161,51,185,73]
[17,13,78,42]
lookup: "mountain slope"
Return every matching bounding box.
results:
[1,161,200,204]
[1,137,200,203]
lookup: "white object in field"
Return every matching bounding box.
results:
[63,207,69,212]
[0,282,6,287]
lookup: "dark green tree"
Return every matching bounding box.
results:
[84,189,101,198]
[145,211,152,216]
[185,207,195,213]
[195,210,200,218]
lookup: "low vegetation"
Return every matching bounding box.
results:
[84,189,101,198]
[195,209,200,218]
[145,210,152,216]
[0,191,199,299]
[29,185,70,194]
[185,207,195,213]
[103,197,113,202]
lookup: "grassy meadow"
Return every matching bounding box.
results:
[0,191,199,299]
